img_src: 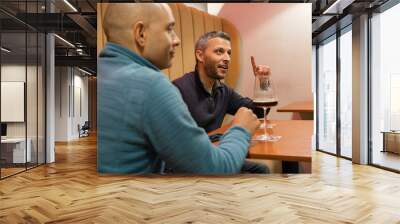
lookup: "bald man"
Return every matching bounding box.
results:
[97,3,260,174]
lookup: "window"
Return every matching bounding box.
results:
[339,27,352,158]
[317,35,337,155]
[371,2,400,171]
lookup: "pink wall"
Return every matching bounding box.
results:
[218,3,312,120]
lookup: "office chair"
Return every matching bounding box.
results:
[79,121,90,138]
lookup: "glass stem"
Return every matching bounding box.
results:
[263,107,267,137]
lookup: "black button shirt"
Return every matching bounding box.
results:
[173,71,265,132]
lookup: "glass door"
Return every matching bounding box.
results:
[317,35,337,155]
[370,3,400,171]
[339,26,352,159]
[0,0,47,179]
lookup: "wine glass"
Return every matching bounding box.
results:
[253,74,281,141]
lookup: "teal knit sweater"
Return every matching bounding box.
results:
[97,42,251,174]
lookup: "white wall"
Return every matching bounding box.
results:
[55,66,69,141]
[218,3,312,120]
[55,67,89,141]
[208,3,224,15]
[72,73,89,138]
[1,65,26,82]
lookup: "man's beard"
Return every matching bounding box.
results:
[204,59,225,80]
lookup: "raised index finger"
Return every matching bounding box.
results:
[251,56,257,70]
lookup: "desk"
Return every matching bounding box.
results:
[277,101,313,120]
[1,138,31,163]
[210,120,312,162]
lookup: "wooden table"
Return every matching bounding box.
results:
[210,120,313,162]
[277,101,314,120]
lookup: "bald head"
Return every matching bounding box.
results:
[103,3,164,45]
[102,3,180,70]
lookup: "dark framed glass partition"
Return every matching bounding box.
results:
[0,0,46,179]
[316,0,400,173]
[370,1,400,172]
[317,34,337,155]
[316,25,353,159]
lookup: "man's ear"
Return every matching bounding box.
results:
[133,21,146,47]
[195,49,205,63]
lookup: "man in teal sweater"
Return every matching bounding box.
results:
[97,3,260,174]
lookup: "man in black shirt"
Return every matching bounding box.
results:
[173,31,271,173]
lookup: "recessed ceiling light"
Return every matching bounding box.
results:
[1,47,11,53]
[323,0,355,15]
[63,0,78,12]
[78,67,92,76]
[54,34,75,48]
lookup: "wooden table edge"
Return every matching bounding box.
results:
[248,154,312,162]
[277,108,314,113]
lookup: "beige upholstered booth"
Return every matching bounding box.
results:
[97,3,241,87]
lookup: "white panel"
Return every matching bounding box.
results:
[1,82,25,122]
[207,3,224,15]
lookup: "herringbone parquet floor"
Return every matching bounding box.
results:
[1,134,400,223]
